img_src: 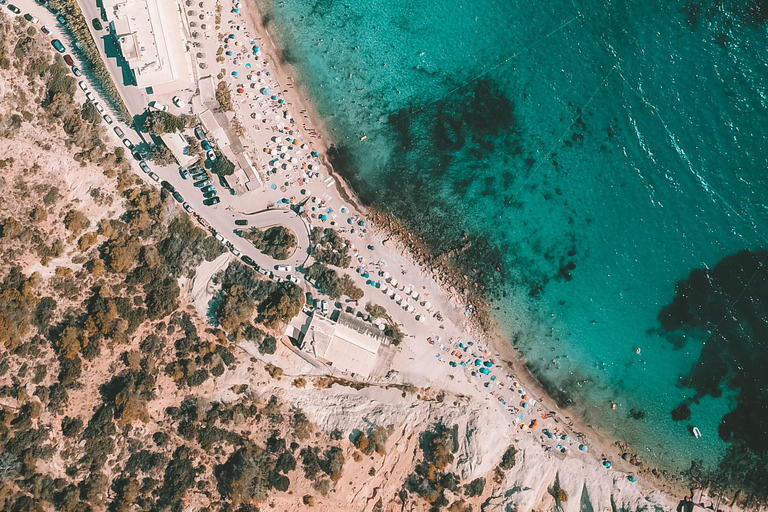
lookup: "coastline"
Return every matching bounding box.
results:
[243,0,693,501]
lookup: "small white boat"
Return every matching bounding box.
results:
[691,426,702,439]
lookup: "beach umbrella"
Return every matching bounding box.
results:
[412,291,420,300]
[394,294,402,303]
[522,403,529,409]
[231,71,238,77]
[380,284,388,293]
[423,301,432,310]
[579,445,588,452]
[603,461,611,468]
[484,361,493,368]
[390,279,398,287]
[407,305,415,312]
[474,359,482,366]
[628,476,636,483]
[382,271,390,279]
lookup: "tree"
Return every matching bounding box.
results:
[323,447,345,482]
[145,111,187,134]
[210,151,235,176]
[216,81,234,111]
[215,285,253,333]
[365,302,388,318]
[499,445,516,470]
[259,335,277,355]
[239,226,296,260]
[150,144,176,166]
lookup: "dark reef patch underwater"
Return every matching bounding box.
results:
[659,250,768,454]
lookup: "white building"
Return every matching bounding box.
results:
[103,0,193,92]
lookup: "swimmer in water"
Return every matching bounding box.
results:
[636,347,641,355]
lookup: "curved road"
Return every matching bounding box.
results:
[227,207,311,272]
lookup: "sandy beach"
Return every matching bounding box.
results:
[179,0,698,507]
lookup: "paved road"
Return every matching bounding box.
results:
[15,2,312,280]
[73,0,148,117]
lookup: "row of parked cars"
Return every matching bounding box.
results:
[182,167,220,206]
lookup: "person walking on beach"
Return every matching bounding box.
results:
[676,496,694,512]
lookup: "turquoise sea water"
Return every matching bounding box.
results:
[259,0,768,471]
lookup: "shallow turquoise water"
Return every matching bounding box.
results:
[259,0,768,470]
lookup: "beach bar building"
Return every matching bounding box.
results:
[294,313,391,378]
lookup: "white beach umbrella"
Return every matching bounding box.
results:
[407,305,415,313]
[389,278,398,287]
[423,301,432,310]
[412,291,420,300]
[380,284,388,293]
[394,294,402,303]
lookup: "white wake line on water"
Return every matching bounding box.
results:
[615,69,768,248]
[502,65,617,207]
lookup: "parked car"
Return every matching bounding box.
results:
[78,81,88,91]
[172,96,186,108]
[148,172,160,182]
[287,275,301,284]
[102,114,113,125]
[85,92,95,102]
[179,167,189,179]
[94,103,104,113]
[258,268,270,277]
[190,171,207,181]
[275,265,292,272]
[161,181,175,192]
[71,66,81,77]
[193,179,211,188]
[305,292,314,308]
[200,185,214,194]
[7,5,20,15]
[24,14,39,24]
[242,255,256,267]
[203,196,220,206]
[321,300,329,314]
[51,39,65,53]
[114,126,124,138]
[203,190,217,199]
[234,219,248,226]
[201,140,211,151]
[172,191,184,203]
[122,139,135,150]
[149,101,168,111]
[56,14,66,26]
[183,203,194,214]
[63,54,74,66]
[206,149,216,162]
[194,126,205,139]
[41,26,51,35]
[91,18,102,30]
[230,247,241,257]
[131,150,142,161]
[139,161,149,173]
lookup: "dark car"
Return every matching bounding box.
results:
[242,255,256,267]
[172,191,184,203]
[51,39,65,53]
[131,150,142,161]
[193,179,211,188]
[161,181,175,193]
[92,18,102,30]
[200,185,215,194]
[203,196,220,206]
[203,190,217,199]
[234,219,248,226]
[71,66,82,77]
[63,54,74,66]
[194,126,205,140]
[7,5,20,14]
[201,140,211,151]
[40,26,51,35]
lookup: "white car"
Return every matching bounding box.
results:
[172,96,186,108]
[275,276,285,283]
[215,233,224,243]
[102,114,113,125]
[287,275,300,284]
[275,265,292,272]
[139,161,149,173]
[321,300,328,314]
[148,172,160,182]
[94,103,104,113]
[206,149,216,162]
[183,203,194,214]
[85,92,95,102]
[230,247,241,257]
[149,101,168,111]
[78,81,88,92]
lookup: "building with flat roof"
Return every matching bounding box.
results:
[104,0,193,91]
[298,313,389,377]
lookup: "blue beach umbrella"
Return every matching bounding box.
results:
[603,461,611,468]
[579,444,588,452]
[231,71,238,77]
[261,87,270,95]
[474,359,482,366]
[483,361,493,368]
[628,476,636,483]
[522,403,529,409]
[229,34,235,39]
[270,184,277,190]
